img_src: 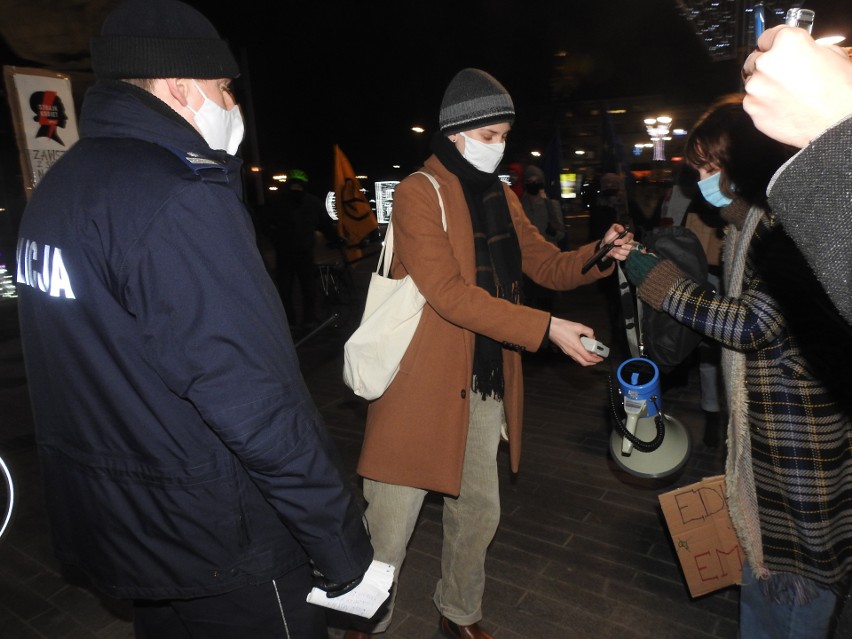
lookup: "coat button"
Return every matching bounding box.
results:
[460,389,467,399]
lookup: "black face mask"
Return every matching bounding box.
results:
[525,182,544,195]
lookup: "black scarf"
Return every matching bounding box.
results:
[430,133,523,400]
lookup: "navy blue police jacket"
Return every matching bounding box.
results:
[15,81,372,599]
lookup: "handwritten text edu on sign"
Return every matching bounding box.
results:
[659,475,743,597]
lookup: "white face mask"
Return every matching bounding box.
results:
[187,80,245,156]
[460,132,505,174]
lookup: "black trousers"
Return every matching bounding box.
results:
[276,250,318,326]
[133,563,327,639]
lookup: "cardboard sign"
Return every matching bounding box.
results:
[658,475,743,597]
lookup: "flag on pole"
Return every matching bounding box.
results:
[333,145,377,260]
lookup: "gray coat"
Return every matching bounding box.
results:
[767,114,852,325]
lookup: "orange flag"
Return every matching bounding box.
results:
[333,145,378,260]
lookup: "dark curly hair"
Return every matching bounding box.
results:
[684,94,795,209]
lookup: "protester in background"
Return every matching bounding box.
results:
[263,168,340,333]
[14,2,372,636]
[520,164,565,247]
[345,68,632,639]
[622,94,852,639]
[741,25,852,325]
[520,164,566,312]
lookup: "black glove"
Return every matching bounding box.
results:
[623,249,661,286]
[311,564,364,598]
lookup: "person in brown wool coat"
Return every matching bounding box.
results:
[345,68,633,639]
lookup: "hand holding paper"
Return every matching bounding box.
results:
[306,560,394,619]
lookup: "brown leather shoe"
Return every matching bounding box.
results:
[342,631,372,639]
[439,616,495,639]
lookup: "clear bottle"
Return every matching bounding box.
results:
[784,8,815,34]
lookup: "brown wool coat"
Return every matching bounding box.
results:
[357,155,612,496]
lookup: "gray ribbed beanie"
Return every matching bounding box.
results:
[439,68,515,134]
[90,0,239,80]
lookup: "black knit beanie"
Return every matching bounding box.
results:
[90,0,239,80]
[439,68,515,135]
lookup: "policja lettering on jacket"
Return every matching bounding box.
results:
[16,237,76,299]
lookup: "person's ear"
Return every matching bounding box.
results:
[168,78,192,107]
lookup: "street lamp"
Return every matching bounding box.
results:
[644,116,672,162]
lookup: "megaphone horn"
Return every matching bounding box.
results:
[608,358,691,479]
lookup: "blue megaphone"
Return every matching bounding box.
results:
[617,357,661,425]
[609,357,691,478]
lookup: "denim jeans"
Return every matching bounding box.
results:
[360,393,504,632]
[740,561,838,639]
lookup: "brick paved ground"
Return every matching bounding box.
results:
[1,217,850,638]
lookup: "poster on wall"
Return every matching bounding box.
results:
[374,181,399,224]
[3,66,80,199]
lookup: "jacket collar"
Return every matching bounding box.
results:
[79,80,242,177]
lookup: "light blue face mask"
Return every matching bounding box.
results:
[697,171,733,208]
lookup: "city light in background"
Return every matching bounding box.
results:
[644,116,673,162]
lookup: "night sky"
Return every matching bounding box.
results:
[6,1,844,191]
[193,0,723,185]
[186,0,847,189]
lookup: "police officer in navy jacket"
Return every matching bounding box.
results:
[15,1,371,636]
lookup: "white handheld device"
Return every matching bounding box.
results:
[580,336,610,358]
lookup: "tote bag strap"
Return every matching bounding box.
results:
[412,171,447,232]
[378,171,448,277]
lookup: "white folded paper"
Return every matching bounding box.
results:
[305,560,394,619]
